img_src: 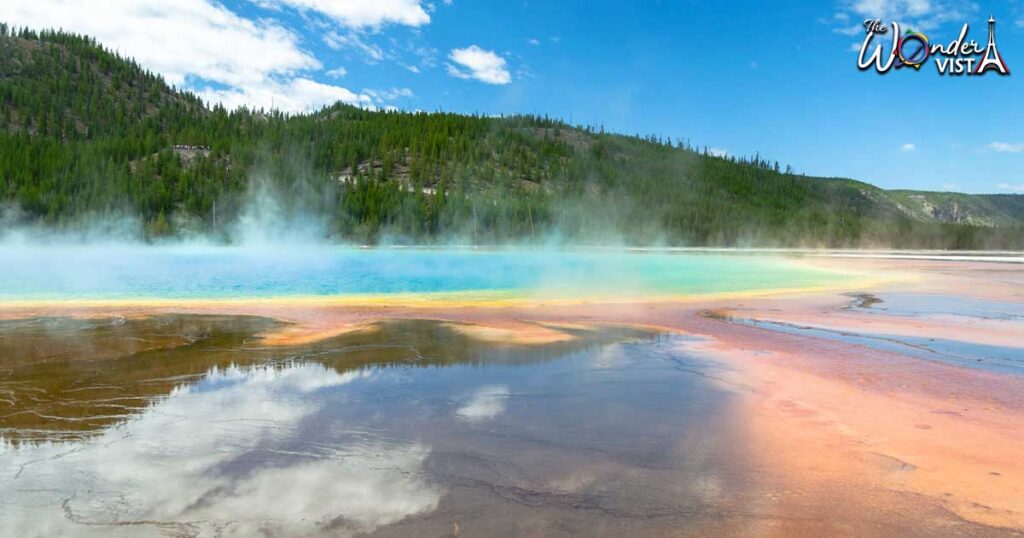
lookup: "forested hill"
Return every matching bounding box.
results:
[1,25,1022,248]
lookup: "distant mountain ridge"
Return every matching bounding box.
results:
[1,24,1021,248]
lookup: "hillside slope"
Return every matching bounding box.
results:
[1,25,1021,248]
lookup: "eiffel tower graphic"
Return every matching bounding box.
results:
[974,16,1010,75]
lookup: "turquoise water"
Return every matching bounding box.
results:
[0,246,852,302]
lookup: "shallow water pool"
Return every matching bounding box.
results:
[0,246,853,302]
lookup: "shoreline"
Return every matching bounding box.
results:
[0,273,896,316]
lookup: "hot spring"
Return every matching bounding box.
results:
[0,246,858,304]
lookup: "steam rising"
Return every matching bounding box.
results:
[229,177,332,246]
[0,171,854,304]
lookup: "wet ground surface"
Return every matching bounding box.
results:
[723,293,1024,376]
[0,318,761,537]
[844,292,1024,321]
[734,318,1024,375]
[2,310,1022,537]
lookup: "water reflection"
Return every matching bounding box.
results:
[456,385,511,423]
[1,362,440,537]
[1,318,756,536]
[0,317,646,442]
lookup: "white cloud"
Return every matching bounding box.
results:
[0,0,380,113]
[324,30,387,62]
[527,38,540,46]
[456,385,510,423]
[940,182,960,191]
[258,0,430,29]
[900,143,916,151]
[1,0,318,88]
[850,0,932,19]
[199,78,372,113]
[710,148,729,158]
[997,183,1024,193]
[836,0,973,31]
[989,142,1024,153]
[364,87,414,104]
[326,67,348,79]
[446,45,511,84]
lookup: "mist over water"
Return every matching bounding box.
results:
[0,178,856,303]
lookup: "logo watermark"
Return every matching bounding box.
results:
[858,16,1009,76]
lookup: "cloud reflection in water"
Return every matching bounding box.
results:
[0,362,441,537]
[455,384,511,423]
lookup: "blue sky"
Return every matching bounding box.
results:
[3,0,1023,193]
